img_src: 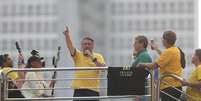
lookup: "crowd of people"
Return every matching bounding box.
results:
[0,26,201,101]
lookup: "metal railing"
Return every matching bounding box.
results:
[0,70,4,101]
[150,67,160,101]
[159,73,200,101]
[1,67,155,101]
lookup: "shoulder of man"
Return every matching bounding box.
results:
[162,47,176,54]
[25,72,38,79]
[93,52,104,57]
[138,52,152,62]
[2,67,12,73]
[72,48,81,57]
[139,50,151,58]
[2,67,19,80]
[197,65,201,69]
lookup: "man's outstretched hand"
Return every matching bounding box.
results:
[63,25,69,36]
[150,40,158,50]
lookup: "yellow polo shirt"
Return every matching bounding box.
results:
[0,67,18,80]
[186,65,201,101]
[71,49,105,92]
[155,46,182,89]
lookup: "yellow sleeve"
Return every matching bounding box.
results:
[72,49,81,61]
[2,68,18,80]
[196,67,201,80]
[155,49,172,69]
[96,54,105,64]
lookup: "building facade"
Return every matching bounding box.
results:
[78,0,198,78]
[0,0,59,66]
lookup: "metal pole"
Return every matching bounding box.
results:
[151,65,160,101]
[0,71,4,101]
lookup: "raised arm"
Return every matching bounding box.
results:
[150,40,161,55]
[63,26,76,56]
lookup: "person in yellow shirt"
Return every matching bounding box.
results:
[63,26,106,101]
[0,54,24,98]
[177,49,201,101]
[139,31,183,101]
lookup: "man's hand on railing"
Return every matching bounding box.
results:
[168,74,188,86]
[137,63,153,69]
[180,79,188,86]
[179,78,201,90]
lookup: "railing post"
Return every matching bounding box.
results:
[4,72,8,101]
[0,71,3,101]
[1,70,5,101]
[151,65,160,101]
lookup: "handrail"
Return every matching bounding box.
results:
[11,78,107,82]
[160,73,199,101]
[9,87,108,91]
[5,95,150,101]
[160,73,183,81]
[7,67,108,73]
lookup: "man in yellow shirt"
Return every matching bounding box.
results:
[140,31,183,101]
[0,54,18,80]
[0,54,24,98]
[178,49,201,101]
[63,26,106,101]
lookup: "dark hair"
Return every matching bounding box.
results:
[135,35,148,48]
[178,47,186,68]
[163,31,177,45]
[82,37,94,43]
[195,49,201,61]
[25,56,41,68]
[0,54,9,67]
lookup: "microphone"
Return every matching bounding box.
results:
[15,42,21,53]
[84,49,92,56]
[15,41,24,64]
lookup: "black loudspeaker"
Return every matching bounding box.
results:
[107,67,149,95]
